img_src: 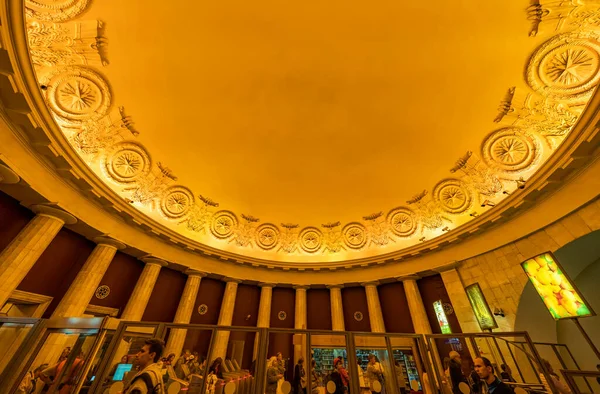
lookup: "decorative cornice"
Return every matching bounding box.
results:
[30,203,77,225]
[140,255,168,267]
[93,235,126,250]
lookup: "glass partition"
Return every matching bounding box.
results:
[309,333,349,394]
[0,318,39,376]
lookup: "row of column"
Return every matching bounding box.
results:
[0,202,442,359]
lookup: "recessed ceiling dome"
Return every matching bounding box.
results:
[23,0,600,266]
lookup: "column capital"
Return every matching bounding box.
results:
[259,282,277,288]
[361,281,380,287]
[31,204,77,225]
[94,236,126,250]
[140,255,169,267]
[223,277,242,284]
[0,163,20,184]
[185,269,207,277]
[293,285,310,290]
[396,274,421,282]
[432,261,461,273]
[326,284,344,289]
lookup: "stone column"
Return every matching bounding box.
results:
[294,286,308,363]
[211,278,240,360]
[51,236,125,318]
[399,275,432,334]
[121,257,168,321]
[253,283,275,359]
[0,205,76,307]
[363,282,386,333]
[166,269,206,357]
[0,163,20,184]
[327,285,345,331]
[436,264,481,333]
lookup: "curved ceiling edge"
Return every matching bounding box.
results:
[1,0,600,269]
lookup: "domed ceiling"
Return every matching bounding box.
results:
[24,0,600,263]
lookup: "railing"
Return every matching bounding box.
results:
[561,370,600,394]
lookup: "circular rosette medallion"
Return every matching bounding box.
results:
[255,223,280,250]
[104,142,152,184]
[299,227,323,253]
[527,32,600,103]
[342,222,368,250]
[198,304,208,315]
[433,179,472,214]
[278,311,287,321]
[353,311,364,321]
[44,66,111,123]
[387,207,417,237]
[160,186,194,219]
[94,285,110,299]
[25,0,92,22]
[482,128,540,173]
[210,210,238,239]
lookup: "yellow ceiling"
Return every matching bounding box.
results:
[83,0,534,225]
[26,0,596,263]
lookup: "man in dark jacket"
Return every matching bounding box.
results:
[474,357,512,394]
[449,351,467,394]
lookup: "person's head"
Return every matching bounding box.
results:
[120,355,128,363]
[474,357,495,382]
[60,347,71,359]
[277,352,283,361]
[540,359,556,376]
[167,353,175,362]
[443,357,451,369]
[449,351,461,362]
[298,357,304,365]
[269,356,278,368]
[368,354,376,364]
[33,364,48,378]
[183,349,191,357]
[501,363,509,372]
[311,359,316,367]
[136,338,165,368]
[334,359,343,370]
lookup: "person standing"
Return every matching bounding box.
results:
[366,354,385,394]
[474,357,512,394]
[294,357,306,394]
[329,359,347,394]
[267,357,284,394]
[448,351,467,394]
[121,338,166,394]
[39,352,85,394]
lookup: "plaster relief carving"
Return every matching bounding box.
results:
[482,128,540,173]
[299,227,323,254]
[527,31,600,103]
[433,179,473,214]
[451,151,504,202]
[386,207,417,237]
[179,195,219,234]
[160,186,195,219]
[211,210,238,239]
[342,222,368,250]
[44,66,111,123]
[527,1,600,36]
[322,221,345,254]
[25,0,92,22]
[256,223,280,250]
[278,223,300,254]
[230,214,259,248]
[407,191,450,232]
[123,162,177,207]
[27,20,108,67]
[105,142,151,184]
[363,212,395,247]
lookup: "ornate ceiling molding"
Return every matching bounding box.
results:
[1,0,599,269]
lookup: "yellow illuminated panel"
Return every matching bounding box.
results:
[465,283,498,330]
[521,252,595,320]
